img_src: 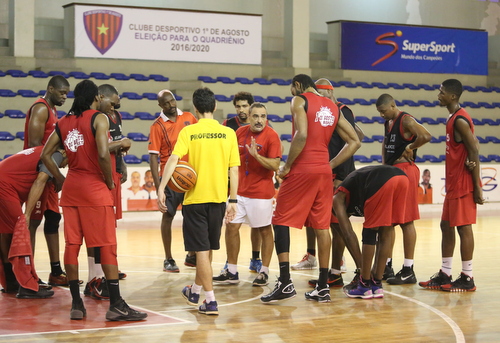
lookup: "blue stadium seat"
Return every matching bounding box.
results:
[371,116,385,124]
[267,96,287,103]
[417,100,436,107]
[48,71,69,78]
[354,155,371,163]
[227,113,237,119]
[362,136,374,143]
[338,81,356,88]
[283,114,292,122]
[479,155,491,162]
[436,117,447,124]
[270,78,291,86]
[69,71,90,79]
[285,96,293,102]
[0,89,17,97]
[253,95,269,103]
[267,114,286,122]
[476,86,492,93]
[0,131,15,141]
[337,97,354,105]
[472,118,484,126]
[462,101,480,108]
[463,85,478,92]
[130,73,150,81]
[371,82,389,89]
[142,92,157,100]
[198,76,217,83]
[174,94,183,101]
[420,117,439,125]
[481,118,500,126]
[127,132,149,141]
[67,90,74,98]
[3,154,13,159]
[110,73,130,80]
[395,100,404,106]
[149,74,169,82]
[491,87,500,93]
[438,135,446,142]
[476,136,487,143]
[253,78,272,85]
[89,72,110,80]
[353,98,371,105]
[123,154,142,164]
[281,155,288,162]
[402,99,418,107]
[6,69,28,77]
[122,92,142,100]
[28,70,49,78]
[4,109,26,118]
[216,76,236,84]
[0,70,5,77]
[488,154,500,162]
[355,81,373,88]
[214,94,232,102]
[370,155,382,163]
[329,80,341,88]
[119,111,134,120]
[387,82,404,89]
[57,111,67,119]
[485,136,500,143]
[18,89,39,97]
[0,111,3,118]
[429,136,441,143]
[371,135,384,143]
[234,77,254,84]
[402,83,420,90]
[15,131,24,140]
[478,102,494,109]
[355,116,374,124]
[135,112,156,120]
[141,154,151,163]
[280,134,292,142]
[422,154,443,163]
[417,83,435,91]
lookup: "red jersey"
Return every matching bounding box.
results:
[236,125,282,199]
[148,110,198,174]
[290,92,338,175]
[24,98,58,149]
[445,108,475,199]
[0,147,44,202]
[56,110,113,207]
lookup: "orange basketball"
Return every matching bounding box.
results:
[167,161,197,193]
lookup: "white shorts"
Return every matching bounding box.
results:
[229,195,274,228]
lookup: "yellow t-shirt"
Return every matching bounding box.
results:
[173,118,240,205]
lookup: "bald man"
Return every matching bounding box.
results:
[148,89,198,272]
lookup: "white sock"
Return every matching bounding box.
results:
[386,258,392,266]
[205,290,216,303]
[87,256,95,282]
[260,266,269,275]
[441,257,453,276]
[403,259,414,268]
[330,268,341,275]
[227,263,238,274]
[192,283,202,294]
[462,260,473,278]
[95,263,105,279]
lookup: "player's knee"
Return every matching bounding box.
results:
[100,245,118,266]
[273,225,290,254]
[64,243,81,265]
[43,210,61,234]
[362,228,377,245]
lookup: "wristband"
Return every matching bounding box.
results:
[228,199,238,203]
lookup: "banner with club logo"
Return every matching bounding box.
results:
[73,4,262,64]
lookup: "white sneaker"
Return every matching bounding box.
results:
[340,255,347,273]
[291,253,317,270]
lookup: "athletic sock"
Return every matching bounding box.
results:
[69,279,81,303]
[386,258,392,268]
[441,257,453,276]
[205,290,216,303]
[94,263,105,279]
[106,279,120,304]
[318,268,328,289]
[462,260,473,278]
[192,283,202,294]
[331,268,341,275]
[87,256,95,282]
[279,262,290,281]
[403,259,414,268]
[50,261,64,276]
[227,263,237,275]
[260,266,269,275]
[252,251,260,260]
[307,249,316,257]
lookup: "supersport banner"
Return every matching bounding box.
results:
[72,4,262,64]
[340,21,487,75]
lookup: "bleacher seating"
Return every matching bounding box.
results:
[130,73,150,81]
[149,74,169,82]
[127,133,149,141]
[15,132,24,140]
[120,111,135,120]
[0,89,17,97]
[57,111,67,119]
[122,92,142,100]
[18,89,39,97]
[4,110,25,118]
[28,70,49,78]
[90,72,110,80]
[280,134,292,142]
[267,114,286,122]
[135,112,156,120]
[123,154,142,164]
[6,69,28,77]
[0,132,15,141]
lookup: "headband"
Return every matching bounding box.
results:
[316,84,334,90]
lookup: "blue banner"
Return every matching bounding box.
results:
[341,22,487,75]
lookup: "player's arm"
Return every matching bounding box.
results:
[120,159,128,183]
[27,104,49,147]
[149,153,160,189]
[225,165,239,223]
[354,123,365,141]
[40,131,65,191]
[157,154,180,213]
[24,172,50,220]
[281,96,308,178]
[247,136,280,171]
[109,137,131,154]
[455,117,483,204]
[94,113,114,190]
[330,115,361,170]
[401,116,432,161]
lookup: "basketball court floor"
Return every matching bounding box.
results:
[1,203,499,342]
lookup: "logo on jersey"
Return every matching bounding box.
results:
[83,9,123,55]
[315,106,335,127]
[64,129,84,152]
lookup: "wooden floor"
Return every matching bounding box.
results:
[1,204,500,342]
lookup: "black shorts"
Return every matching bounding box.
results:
[163,183,185,217]
[181,202,226,252]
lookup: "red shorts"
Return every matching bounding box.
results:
[112,172,122,220]
[441,193,477,227]
[363,175,409,229]
[0,198,22,234]
[394,162,420,223]
[273,173,333,230]
[31,183,59,221]
[62,206,116,247]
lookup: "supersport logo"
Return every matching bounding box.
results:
[372,30,402,66]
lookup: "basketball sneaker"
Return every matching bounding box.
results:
[89,277,110,300]
[118,270,127,280]
[213,269,240,284]
[291,253,317,270]
[345,279,373,299]
[371,280,384,298]
[387,265,417,285]
[16,286,54,299]
[249,258,262,273]
[48,272,69,286]
[383,264,394,280]
[181,285,200,306]
[70,298,87,320]
[198,300,219,315]
[252,272,269,286]
[343,268,361,292]
[261,277,297,303]
[163,258,180,273]
[419,270,452,290]
[106,298,148,321]
[184,254,196,267]
[37,278,52,290]
[305,285,331,303]
[308,271,344,288]
[441,273,476,292]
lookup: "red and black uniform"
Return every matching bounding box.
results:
[329,102,356,181]
[383,111,420,223]
[336,165,409,229]
[108,110,124,219]
[273,92,338,230]
[442,108,477,226]
[223,116,248,132]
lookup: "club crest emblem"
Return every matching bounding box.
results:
[83,9,123,55]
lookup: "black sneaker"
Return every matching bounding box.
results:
[261,277,296,303]
[37,278,53,290]
[308,271,344,288]
[184,254,196,267]
[343,268,361,292]
[16,286,54,299]
[90,277,110,300]
[252,272,269,286]
[383,265,394,280]
[387,265,417,285]
[163,258,179,273]
[441,273,476,292]
[106,298,148,321]
[70,298,87,320]
[213,269,239,284]
[419,270,452,290]
[118,270,127,280]
[305,285,331,302]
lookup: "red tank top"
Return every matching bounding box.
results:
[24,98,58,149]
[291,92,338,174]
[57,110,113,206]
[445,108,474,198]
